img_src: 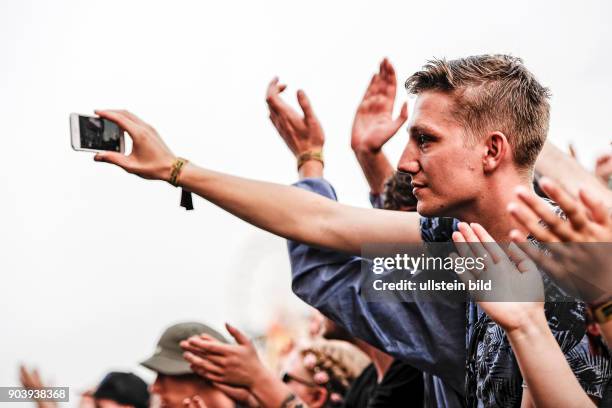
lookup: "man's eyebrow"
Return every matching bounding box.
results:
[408,123,440,136]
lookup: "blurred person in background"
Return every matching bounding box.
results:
[19,366,149,408]
[181,323,369,408]
[141,322,247,408]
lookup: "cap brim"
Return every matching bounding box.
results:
[140,354,193,376]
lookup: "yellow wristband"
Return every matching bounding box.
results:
[170,157,188,186]
[297,151,324,170]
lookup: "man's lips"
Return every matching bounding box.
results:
[411,181,427,194]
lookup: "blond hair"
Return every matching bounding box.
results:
[405,54,551,169]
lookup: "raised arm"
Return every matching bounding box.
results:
[92,108,420,255]
[351,58,408,194]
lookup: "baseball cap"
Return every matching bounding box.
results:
[93,372,149,408]
[140,322,228,375]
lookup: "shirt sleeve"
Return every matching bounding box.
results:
[288,178,467,395]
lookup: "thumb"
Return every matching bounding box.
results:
[297,90,316,122]
[391,102,409,133]
[94,152,131,169]
[225,323,250,346]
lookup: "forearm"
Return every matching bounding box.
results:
[536,142,612,207]
[178,162,346,250]
[177,163,421,253]
[354,149,394,195]
[507,311,595,408]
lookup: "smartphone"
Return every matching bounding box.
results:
[70,113,125,153]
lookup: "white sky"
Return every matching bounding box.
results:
[1,0,611,405]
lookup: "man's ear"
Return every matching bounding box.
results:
[483,131,509,172]
[310,387,329,408]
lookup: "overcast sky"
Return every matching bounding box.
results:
[1,0,611,405]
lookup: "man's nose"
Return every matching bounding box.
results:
[398,144,420,174]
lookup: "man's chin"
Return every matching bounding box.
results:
[416,201,436,217]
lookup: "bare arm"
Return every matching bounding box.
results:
[351,58,407,194]
[535,141,612,207]
[93,110,421,255]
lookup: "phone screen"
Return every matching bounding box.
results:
[79,116,122,152]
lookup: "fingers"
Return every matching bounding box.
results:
[390,101,409,134]
[579,188,609,226]
[183,352,224,376]
[538,178,589,233]
[94,110,142,137]
[213,383,251,403]
[505,242,533,273]
[470,223,505,263]
[450,251,476,282]
[297,90,317,123]
[456,222,492,266]
[507,199,561,243]
[452,230,480,272]
[93,151,131,169]
[363,74,380,99]
[225,323,250,346]
[265,77,289,112]
[183,335,232,356]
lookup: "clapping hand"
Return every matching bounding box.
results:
[266,78,324,158]
[351,58,408,154]
[508,178,612,302]
[452,222,544,333]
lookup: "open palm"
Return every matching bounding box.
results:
[351,58,408,153]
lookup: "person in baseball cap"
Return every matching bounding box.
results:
[141,321,240,408]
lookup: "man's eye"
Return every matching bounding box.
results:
[417,134,430,146]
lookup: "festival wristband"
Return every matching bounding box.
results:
[297,151,324,170]
[169,157,193,210]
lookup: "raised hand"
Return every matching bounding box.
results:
[93,110,176,181]
[266,78,324,158]
[180,323,266,388]
[19,365,59,408]
[452,222,544,333]
[508,178,612,301]
[351,58,408,154]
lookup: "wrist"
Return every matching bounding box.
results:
[298,160,324,179]
[352,142,382,155]
[505,308,549,340]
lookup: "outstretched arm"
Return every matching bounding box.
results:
[93,110,421,254]
[351,58,408,194]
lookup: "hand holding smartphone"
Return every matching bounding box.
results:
[70,113,125,153]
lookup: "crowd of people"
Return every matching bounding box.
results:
[20,54,612,407]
